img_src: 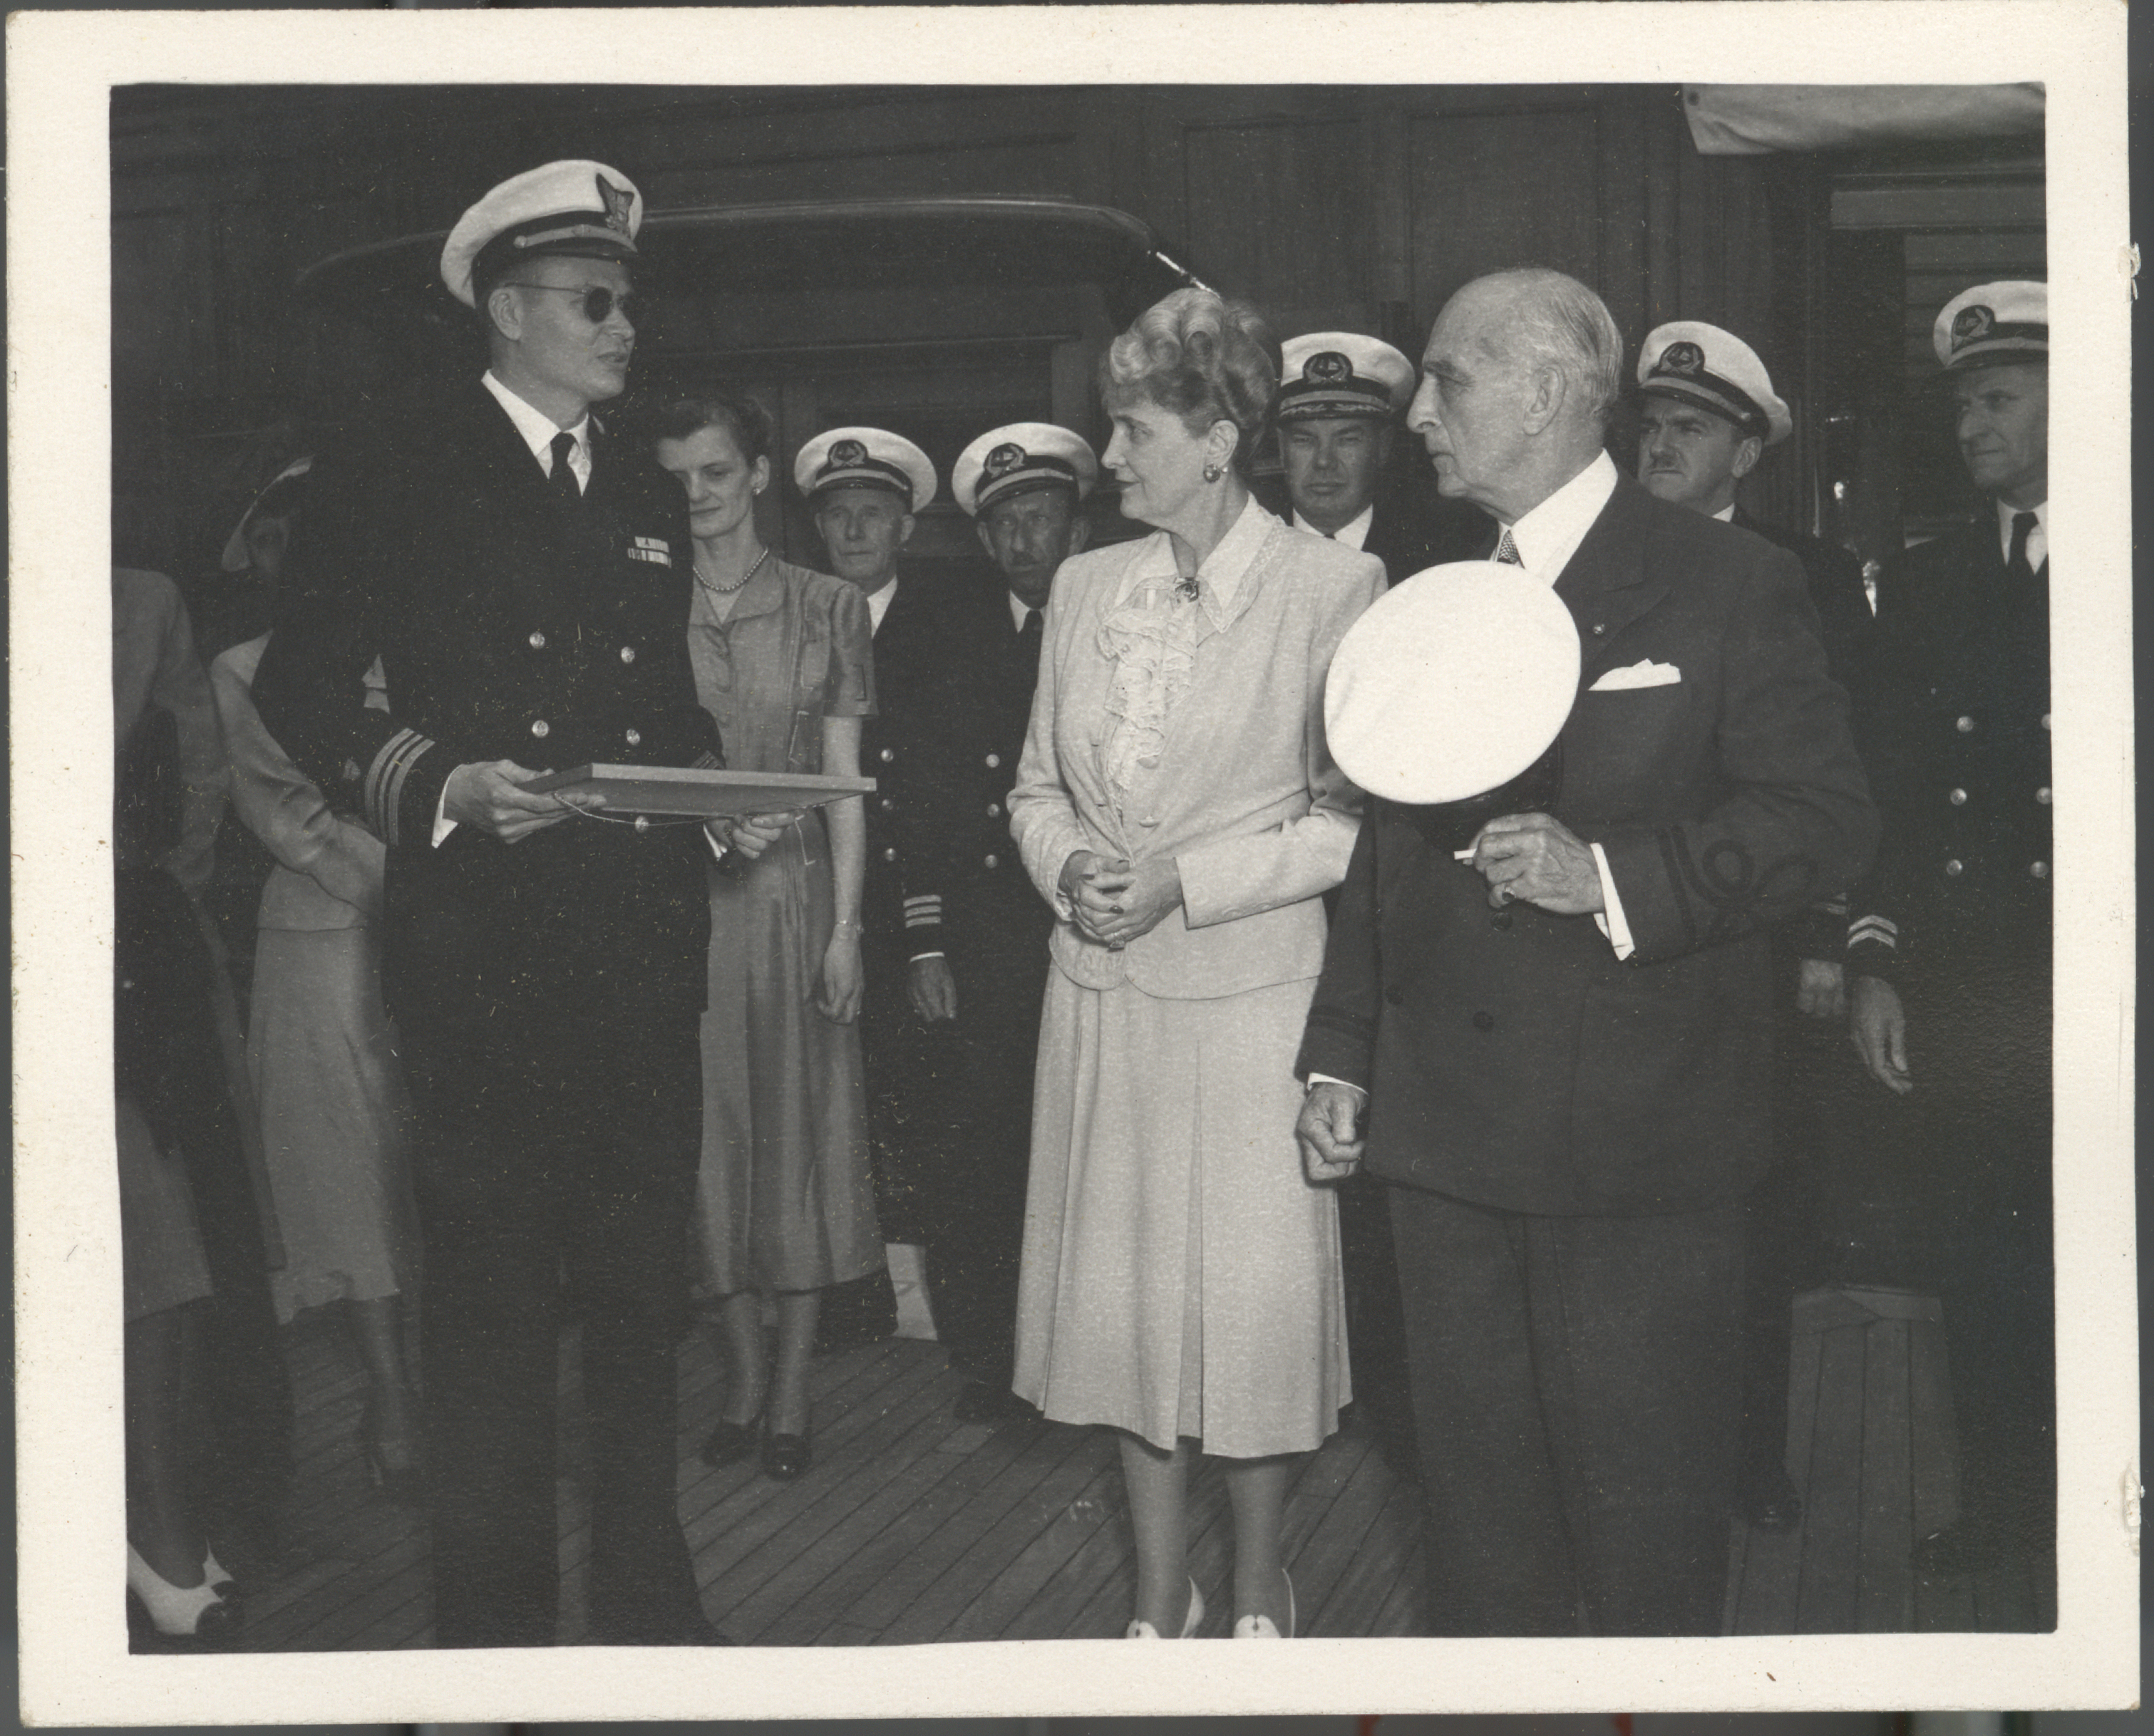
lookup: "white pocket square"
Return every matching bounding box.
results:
[1589,659,1681,692]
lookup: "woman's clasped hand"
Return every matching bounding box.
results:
[1058,849,1184,950]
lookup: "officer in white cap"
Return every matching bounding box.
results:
[894,422,1097,1422]
[1275,331,1486,584]
[253,160,730,1647]
[1636,319,1871,1536]
[790,425,946,1353]
[1840,281,2051,1574]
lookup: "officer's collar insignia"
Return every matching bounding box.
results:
[1659,341,1705,376]
[830,438,868,469]
[597,176,635,237]
[985,443,1027,477]
[1952,304,1994,349]
[1307,351,1354,384]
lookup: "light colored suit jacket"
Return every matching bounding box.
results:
[1009,503,1383,999]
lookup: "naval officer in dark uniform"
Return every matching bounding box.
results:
[1274,329,1488,585]
[1843,280,2053,1576]
[907,422,1096,1421]
[794,427,942,1350]
[1634,319,1875,1535]
[253,160,735,1648]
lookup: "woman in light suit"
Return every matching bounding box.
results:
[1009,288,1384,1640]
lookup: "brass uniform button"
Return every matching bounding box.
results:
[528,630,547,651]
[2030,860,2049,880]
[986,802,1001,818]
[882,847,897,862]
[530,718,550,739]
[984,753,1001,769]
[634,815,651,834]
[1956,715,1975,733]
[880,748,895,763]
[624,728,641,748]
[619,645,636,664]
[984,854,999,869]
[1944,859,1964,877]
[879,797,895,812]
[2036,787,2052,805]
[1948,787,1968,806]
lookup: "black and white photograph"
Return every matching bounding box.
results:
[11,1,2136,1721]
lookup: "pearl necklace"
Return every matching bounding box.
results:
[694,544,770,597]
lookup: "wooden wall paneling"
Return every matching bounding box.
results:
[1592,88,1654,353]
[1178,113,1366,323]
[1365,100,1417,352]
[1403,100,1602,329]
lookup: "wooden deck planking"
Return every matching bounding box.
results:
[226,1280,2049,1650]
[765,1415,1044,1643]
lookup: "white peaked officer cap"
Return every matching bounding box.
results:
[952,423,1099,517]
[1637,321,1793,447]
[440,160,644,309]
[1277,332,1416,421]
[1326,562,1581,805]
[220,455,314,573]
[1934,280,2048,371]
[794,427,938,514]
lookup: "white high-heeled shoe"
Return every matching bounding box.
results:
[1125,1576,1204,1638]
[1233,1568,1295,1638]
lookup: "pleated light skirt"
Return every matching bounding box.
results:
[1014,969,1349,1458]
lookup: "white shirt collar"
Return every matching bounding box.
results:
[483,371,591,486]
[865,577,899,635]
[1501,450,1620,586]
[1120,494,1276,612]
[1711,502,1738,523]
[1007,590,1043,634]
[1995,497,2048,567]
[1291,502,1374,551]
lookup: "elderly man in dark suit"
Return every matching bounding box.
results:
[1294,267,1877,1636]
[254,160,745,1648]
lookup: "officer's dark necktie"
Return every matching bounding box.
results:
[2007,510,2039,585]
[549,430,582,512]
[1017,606,1043,681]
[1494,527,1523,566]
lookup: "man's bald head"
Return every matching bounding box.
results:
[1406,269,1625,522]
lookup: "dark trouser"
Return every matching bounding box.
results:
[920,951,1045,1388]
[1828,938,2055,1557]
[1390,1184,1747,1637]
[1336,1174,1419,1473]
[403,1011,703,1648]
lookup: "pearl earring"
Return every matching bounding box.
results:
[1202,462,1224,484]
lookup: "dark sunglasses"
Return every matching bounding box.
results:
[502,282,641,326]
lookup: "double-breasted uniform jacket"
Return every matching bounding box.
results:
[1732,507,1872,693]
[1845,513,2050,998]
[859,575,952,967]
[909,568,1054,1001]
[1729,507,1874,964]
[1297,475,1878,1216]
[251,381,722,1047]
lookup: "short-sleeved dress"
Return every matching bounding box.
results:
[688,557,884,1296]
